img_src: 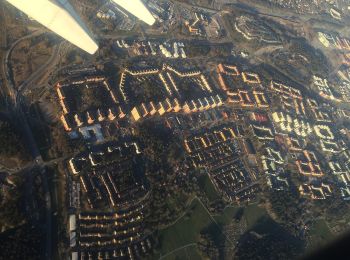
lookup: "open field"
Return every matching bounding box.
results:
[155,198,269,260]
[307,219,334,250]
[158,244,202,260]
[198,173,220,202]
[156,198,215,259]
[243,203,268,229]
[214,206,240,225]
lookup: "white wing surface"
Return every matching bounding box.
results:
[6,0,98,54]
[111,0,155,26]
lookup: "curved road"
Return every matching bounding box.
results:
[3,30,43,98]
[18,41,65,94]
[0,29,63,260]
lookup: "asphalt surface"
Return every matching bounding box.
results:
[1,29,54,260]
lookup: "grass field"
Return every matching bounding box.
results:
[214,206,240,226]
[156,198,214,259]
[197,174,220,202]
[243,204,268,229]
[157,244,202,260]
[307,219,334,250]
[155,199,269,260]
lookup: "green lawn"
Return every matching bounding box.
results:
[158,245,202,260]
[215,203,268,230]
[156,198,221,259]
[308,219,334,250]
[197,174,220,202]
[155,201,269,260]
[157,199,212,254]
[243,204,268,229]
[214,206,240,226]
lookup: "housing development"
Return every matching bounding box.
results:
[2,0,350,259]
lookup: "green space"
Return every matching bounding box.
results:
[155,199,270,260]
[0,175,25,230]
[235,215,305,260]
[46,167,60,260]
[308,219,334,250]
[155,198,222,260]
[243,204,268,229]
[234,203,305,259]
[0,224,43,260]
[0,119,28,162]
[215,203,268,229]
[155,199,231,259]
[198,174,220,202]
[157,245,202,260]
[214,206,240,226]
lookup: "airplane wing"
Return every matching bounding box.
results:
[6,0,98,54]
[111,0,156,26]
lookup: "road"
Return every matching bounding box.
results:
[0,1,345,259]
[1,28,57,259]
[158,196,235,260]
[1,30,43,105]
[0,5,8,99]
[1,30,46,159]
[159,243,197,260]
[18,41,65,95]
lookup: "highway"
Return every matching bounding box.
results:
[0,28,60,260]
[2,30,44,105]
[18,41,65,94]
[0,1,344,260]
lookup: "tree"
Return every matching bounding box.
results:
[234,217,305,260]
[268,189,305,236]
[0,120,28,161]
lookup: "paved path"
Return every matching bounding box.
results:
[159,243,197,260]
[19,41,66,95]
[1,28,55,259]
[1,30,43,104]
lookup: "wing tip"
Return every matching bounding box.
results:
[145,17,156,26]
[86,42,99,55]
